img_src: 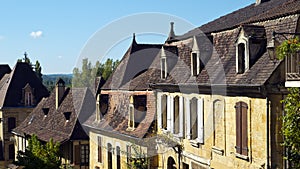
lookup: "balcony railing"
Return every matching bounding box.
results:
[286,51,300,81]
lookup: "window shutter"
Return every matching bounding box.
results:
[198,98,204,143]
[98,137,102,163]
[241,102,248,156]
[235,102,242,154]
[185,99,191,139]
[179,96,184,137]
[74,145,80,165]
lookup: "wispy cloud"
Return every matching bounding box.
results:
[58,55,63,59]
[30,31,43,38]
[0,36,4,40]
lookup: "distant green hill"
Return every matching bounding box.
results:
[43,74,72,91]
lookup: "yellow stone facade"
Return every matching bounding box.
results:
[156,92,283,169]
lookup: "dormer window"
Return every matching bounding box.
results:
[161,46,167,79]
[96,94,109,121]
[22,83,35,106]
[42,108,49,117]
[236,25,266,74]
[128,95,147,130]
[191,36,203,76]
[64,112,71,122]
[237,43,246,74]
[128,96,134,130]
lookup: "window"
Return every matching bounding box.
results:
[63,112,71,122]
[213,100,224,147]
[237,43,246,74]
[189,97,204,143]
[173,96,180,134]
[116,146,121,169]
[98,137,102,163]
[128,95,147,129]
[128,96,134,129]
[190,98,198,140]
[133,95,147,128]
[127,145,131,164]
[9,144,14,160]
[161,95,168,130]
[100,94,109,117]
[23,83,34,106]
[235,101,248,156]
[81,144,89,165]
[192,53,198,76]
[161,58,167,79]
[161,46,167,79]
[107,143,113,169]
[42,108,49,117]
[8,117,16,132]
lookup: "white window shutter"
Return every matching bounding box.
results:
[198,98,204,143]
[167,95,171,131]
[179,96,184,137]
[157,95,162,129]
[170,96,174,134]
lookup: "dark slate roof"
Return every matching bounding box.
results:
[0,62,49,107]
[177,0,292,39]
[102,38,178,91]
[0,65,11,80]
[13,87,94,143]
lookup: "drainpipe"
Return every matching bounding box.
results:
[266,97,270,169]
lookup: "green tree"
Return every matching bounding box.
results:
[14,135,61,169]
[281,88,300,168]
[126,144,149,169]
[72,58,119,87]
[18,53,43,82]
[277,38,300,167]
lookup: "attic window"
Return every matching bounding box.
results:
[128,96,134,130]
[237,43,246,74]
[42,108,49,117]
[96,94,109,121]
[161,58,167,79]
[23,84,35,106]
[161,46,167,79]
[64,112,71,122]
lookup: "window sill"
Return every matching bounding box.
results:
[212,146,224,156]
[235,153,249,160]
[126,127,135,131]
[190,139,200,148]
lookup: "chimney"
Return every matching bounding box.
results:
[55,78,65,109]
[256,0,270,6]
[166,22,178,43]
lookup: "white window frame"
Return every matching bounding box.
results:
[236,30,249,74]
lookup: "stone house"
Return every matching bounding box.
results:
[83,35,180,169]
[13,79,95,169]
[0,61,49,164]
[151,0,300,169]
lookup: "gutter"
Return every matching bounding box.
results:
[266,97,270,168]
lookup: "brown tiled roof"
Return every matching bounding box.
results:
[0,62,49,107]
[13,87,94,143]
[177,0,292,39]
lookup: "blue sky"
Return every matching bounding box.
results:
[0,0,254,74]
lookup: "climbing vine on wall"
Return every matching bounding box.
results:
[276,37,300,60]
[277,37,300,168]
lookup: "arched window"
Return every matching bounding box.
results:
[107,143,113,169]
[8,117,16,132]
[116,146,121,169]
[213,99,224,148]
